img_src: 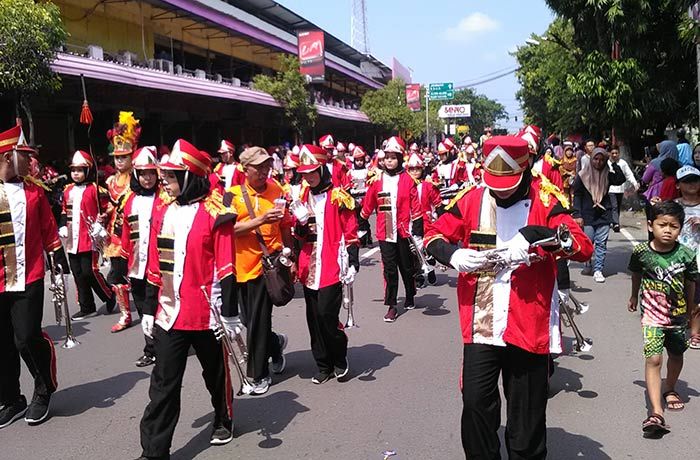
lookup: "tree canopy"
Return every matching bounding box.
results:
[253,54,317,142]
[360,77,424,139]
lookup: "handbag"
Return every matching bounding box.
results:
[240,187,295,307]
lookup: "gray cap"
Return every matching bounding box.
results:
[239,146,271,167]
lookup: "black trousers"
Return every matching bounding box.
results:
[237,275,282,381]
[303,283,347,374]
[356,207,372,245]
[0,280,57,404]
[130,278,155,358]
[140,326,232,458]
[461,344,549,460]
[379,238,416,306]
[609,192,623,226]
[68,251,112,313]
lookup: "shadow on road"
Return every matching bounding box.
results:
[51,371,150,417]
[632,379,700,412]
[45,320,92,342]
[171,390,310,458]
[547,426,612,459]
[548,361,598,399]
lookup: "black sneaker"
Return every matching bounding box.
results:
[311,371,334,384]
[71,309,96,321]
[427,271,437,285]
[210,417,233,445]
[135,355,156,368]
[0,396,27,429]
[25,394,51,425]
[270,333,288,374]
[334,359,350,382]
[612,224,621,233]
[105,296,116,314]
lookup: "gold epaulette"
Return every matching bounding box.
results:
[444,184,475,211]
[534,171,569,209]
[22,175,50,191]
[330,187,355,210]
[544,152,561,167]
[236,163,244,172]
[366,170,382,185]
[204,188,227,217]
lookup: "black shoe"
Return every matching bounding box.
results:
[25,394,51,425]
[135,355,156,367]
[403,298,416,310]
[612,224,621,233]
[311,371,335,384]
[210,418,233,445]
[71,308,96,321]
[415,275,426,289]
[0,396,27,429]
[334,359,350,382]
[105,296,116,314]
[427,271,437,285]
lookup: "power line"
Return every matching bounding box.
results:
[455,68,520,89]
[453,65,519,85]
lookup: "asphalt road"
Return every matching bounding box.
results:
[3,211,700,460]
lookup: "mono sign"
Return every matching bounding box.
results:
[438,104,471,118]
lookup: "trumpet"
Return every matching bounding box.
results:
[558,294,593,352]
[201,286,253,396]
[408,232,436,285]
[81,211,109,255]
[48,252,79,349]
[339,240,357,329]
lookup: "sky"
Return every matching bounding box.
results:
[278,0,556,132]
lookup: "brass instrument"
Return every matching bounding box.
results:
[48,252,79,349]
[81,211,109,256]
[558,294,592,352]
[339,240,357,329]
[201,286,253,395]
[408,232,436,285]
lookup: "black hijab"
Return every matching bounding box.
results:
[310,165,333,195]
[174,170,210,205]
[130,170,157,196]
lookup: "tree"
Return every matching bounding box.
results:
[449,87,508,136]
[0,0,67,144]
[360,78,424,139]
[253,54,317,142]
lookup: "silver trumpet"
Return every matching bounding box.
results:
[201,286,253,396]
[81,211,109,256]
[339,241,357,329]
[408,232,436,285]
[558,294,593,352]
[48,252,79,349]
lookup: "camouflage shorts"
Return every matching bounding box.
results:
[643,326,688,358]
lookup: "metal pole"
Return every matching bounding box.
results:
[425,88,429,148]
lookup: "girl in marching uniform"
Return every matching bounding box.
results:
[292,144,360,384]
[111,147,163,368]
[361,136,424,322]
[350,146,372,246]
[211,140,246,190]
[59,150,114,320]
[282,151,302,203]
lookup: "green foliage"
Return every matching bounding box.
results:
[360,78,424,139]
[449,87,508,135]
[253,54,317,140]
[0,0,67,96]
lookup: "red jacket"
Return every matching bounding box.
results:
[425,184,592,354]
[146,190,236,331]
[418,181,441,223]
[210,162,246,191]
[119,190,168,280]
[327,159,351,189]
[296,186,359,289]
[361,171,421,241]
[0,180,62,292]
[61,183,104,254]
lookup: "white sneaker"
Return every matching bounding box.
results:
[248,377,271,395]
[593,271,605,283]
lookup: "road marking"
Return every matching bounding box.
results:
[361,247,380,259]
[620,228,642,246]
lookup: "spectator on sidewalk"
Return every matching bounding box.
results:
[642,140,678,205]
[572,147,625,283]
[608,145,639,232]
[676,129,693,166]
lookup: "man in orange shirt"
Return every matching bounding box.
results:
[227,147,295,395]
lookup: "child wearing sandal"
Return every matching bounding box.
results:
[628,201,697,437]
[674,166,700,350]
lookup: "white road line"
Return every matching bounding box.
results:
[620,228,641,246]
[360,247,380,259]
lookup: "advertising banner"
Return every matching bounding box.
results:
[406,83,421,112]
[298,30,325,82]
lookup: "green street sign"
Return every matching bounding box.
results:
[428,82,454,100]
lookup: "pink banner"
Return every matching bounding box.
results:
[406,83,421,112]
[298,30,325,83]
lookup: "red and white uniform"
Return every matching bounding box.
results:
[349,167,369,195]
[146,192,235,331]
[120,191,166,280]
[61,182,102,254]
[434,160,466,188]
[424,185,592,354]
[532,153,563,189]
[212,162,246,189]
[327,158,351,189]
[0,180,62,292]
[296,186,359,289]
[417,180,441,223]
[361,171,421,242]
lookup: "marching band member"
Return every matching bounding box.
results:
[104,112,140,327]
[138,139,238,459]
[212,139,245,190]
[349,146,372,246]
[0,125,67,428]
[60,150,114,320]
[282,152,302,203]
[111,147,162,369]
[434,139,466,189]
[361,136,423,322]
[292,145,360,384]
[227,146,293,395]
[319,134,350,188]
[425,136,592,459]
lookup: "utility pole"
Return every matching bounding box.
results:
[425,89,430,148]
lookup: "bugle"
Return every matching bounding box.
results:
[201,286,253,395]
[339,240,357,329]
[408,232,436,285]
[558,294,592,352]
[81,211,109,256]
[48,252,79,349]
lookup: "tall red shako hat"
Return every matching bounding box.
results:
[481,136,530,191]
[296,144,327,174]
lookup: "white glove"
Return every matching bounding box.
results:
[141,314,154,339]
[289,200,310,225]
[449,248,487,273]
[219,316,243,340]
[342,265,357,284]
[505,233,531,266]
[58,226,68,238]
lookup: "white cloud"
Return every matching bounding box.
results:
[442,12,500,43]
